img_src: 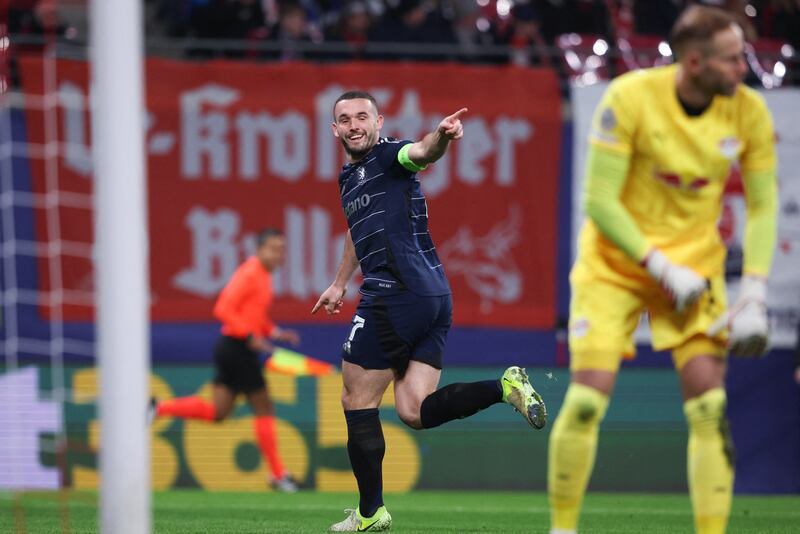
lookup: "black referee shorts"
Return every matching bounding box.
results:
[212,335,267,394]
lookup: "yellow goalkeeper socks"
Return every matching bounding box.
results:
[684,387,734,534]
[548,383,609,531]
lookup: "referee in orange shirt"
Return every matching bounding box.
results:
[153,228,301,492]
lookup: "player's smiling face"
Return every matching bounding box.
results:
[332,98,384,162]
[697,25,748,97]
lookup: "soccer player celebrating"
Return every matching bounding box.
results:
[312,91,547,532]
[152,229,301,492]
[549,6,777,534]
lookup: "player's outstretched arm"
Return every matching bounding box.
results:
[405,107,468,167]
[312,230,359,315]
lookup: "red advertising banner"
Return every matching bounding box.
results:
[19,58,561,328]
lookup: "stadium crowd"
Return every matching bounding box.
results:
[5,1,799,64]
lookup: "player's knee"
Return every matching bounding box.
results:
[340,388,376,412]
[557,383,609,430]
[340,388,356,411]
[684,387,727,427]
[394,394,425,430]
[396,408,423,430]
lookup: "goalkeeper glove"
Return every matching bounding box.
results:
[643,249,706,312]
[728,275,769,358]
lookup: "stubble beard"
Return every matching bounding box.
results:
[699,68,739,98]
[339,131,375,162]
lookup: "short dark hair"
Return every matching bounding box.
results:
[670,5,739,59]
[256,227,283,247]
[333,90,379,117]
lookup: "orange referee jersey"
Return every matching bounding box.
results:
[213,256,276,339]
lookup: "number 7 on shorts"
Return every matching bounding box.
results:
[348,315,366,341]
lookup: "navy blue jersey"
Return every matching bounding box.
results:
[338,137,450,297]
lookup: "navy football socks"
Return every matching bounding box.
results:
[420,380,503,429]
[344,408,385,518]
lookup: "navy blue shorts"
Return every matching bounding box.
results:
[341,292,452,376]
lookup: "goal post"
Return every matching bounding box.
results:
[90,0,151,532]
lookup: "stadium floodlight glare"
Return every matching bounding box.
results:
[90,0,151,533]
[592,39,609,56]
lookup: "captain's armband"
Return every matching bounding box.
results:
[397,144,427,172]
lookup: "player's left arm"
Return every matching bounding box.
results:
[727,96,778,357]
[402,108,468,169]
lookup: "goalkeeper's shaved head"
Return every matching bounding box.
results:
[670,5,747,98]
[670,5,740,59]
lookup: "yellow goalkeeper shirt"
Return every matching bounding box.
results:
[577,64,777,282]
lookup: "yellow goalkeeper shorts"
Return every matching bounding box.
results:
[568,263,728,372]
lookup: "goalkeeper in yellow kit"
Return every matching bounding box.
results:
[549,6,777,534]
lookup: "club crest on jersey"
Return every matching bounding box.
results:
[653,171,710,191]
[570,318,590,339]
[718,137,741,161]
[600,108,616,131]
[356,166,366,183]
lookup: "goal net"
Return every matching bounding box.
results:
[1,39,93,493]
[2,2,150,532]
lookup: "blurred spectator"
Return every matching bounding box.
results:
[192,0,268,40]
[368,0,457,61]
[763,0,800,48]
[504,2,549,67]
[633,0,684,37]
[154,0,196,38]
[268,2,320,61]
[181,0,270,58]
[533,0,614,43]
[449,0,505,63]
[6,0,72,37]
[325,0,372,60]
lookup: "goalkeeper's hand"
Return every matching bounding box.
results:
[728,275,769,358]
[643,249,706,312]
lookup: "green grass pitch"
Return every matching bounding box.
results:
[2,490,799,533]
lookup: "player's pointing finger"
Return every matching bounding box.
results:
[447,108,468,122]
